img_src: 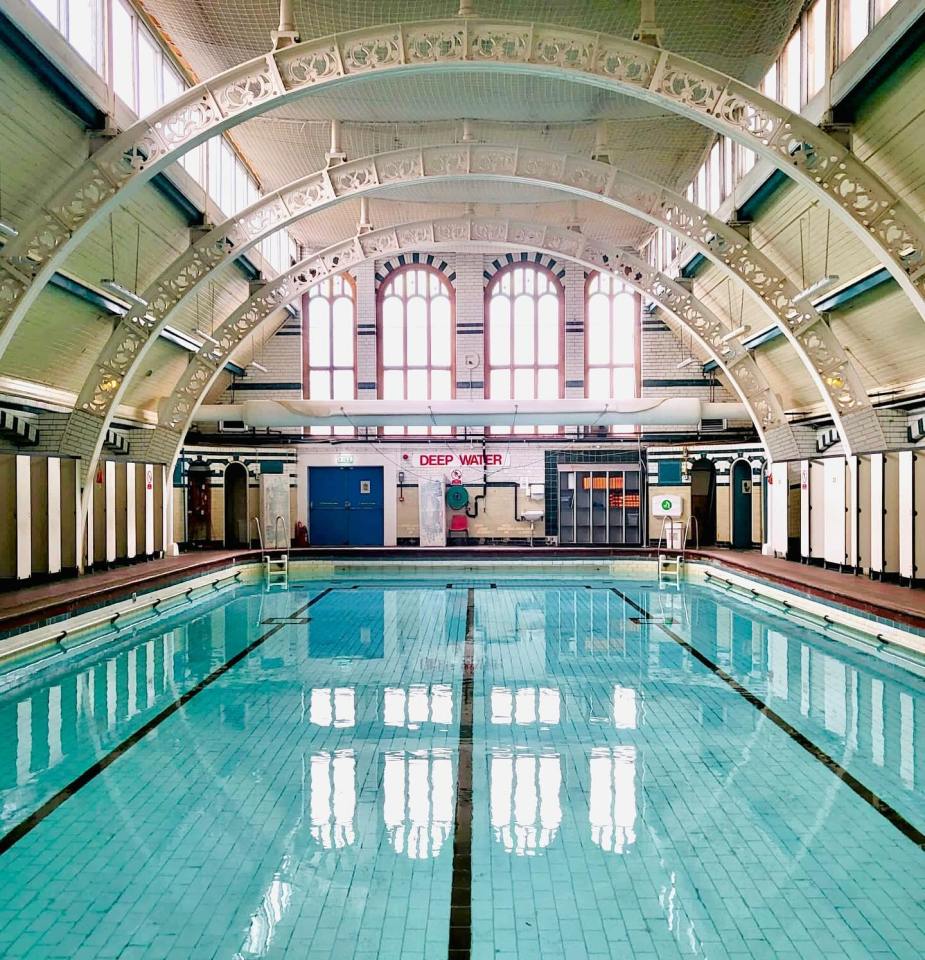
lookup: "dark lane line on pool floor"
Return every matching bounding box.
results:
[610,587,925,851]
[449,587,475,960]
[0,587,335,857]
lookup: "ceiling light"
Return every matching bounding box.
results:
[720,324,749,343]
[101,279,148,310]
[677,357,697,369]
[792,275,839,304]
[0,220,18,240]
[247,360,268,373]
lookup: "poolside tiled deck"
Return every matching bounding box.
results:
[2,545,925,637]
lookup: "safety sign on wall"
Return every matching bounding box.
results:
[652,494,682,518]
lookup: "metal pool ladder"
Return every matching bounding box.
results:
[255,515,290,589]
[656,516,696,588]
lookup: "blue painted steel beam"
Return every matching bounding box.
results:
[47,272,244,374]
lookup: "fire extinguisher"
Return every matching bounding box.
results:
[294,520,309,547]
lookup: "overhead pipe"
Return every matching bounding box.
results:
[194,398,748,428]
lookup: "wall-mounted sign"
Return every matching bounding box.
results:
[418,452,508,467]
[336,453,355,466]
[652,494,682,518]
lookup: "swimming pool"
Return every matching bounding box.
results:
[0,574,923,959]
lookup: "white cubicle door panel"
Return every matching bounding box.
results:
[15,455,31,580]
[823,458,847,566]
[899,451,914,580]
[809,461,825,560]
[870,453,885,574]
[47,457,61,575]
[884,453,901,574]
[770,462,788,557]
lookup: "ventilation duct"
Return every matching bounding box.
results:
[194,398,749,429]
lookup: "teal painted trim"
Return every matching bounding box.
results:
[814,268,892,311]
[48,272,243,376]
[151,174,202,226]
[642,378,718,388]
[680,253,707,279]
[833,9,925,121]
[738,168,789,221]
[0,9,103,127]
[238,255,261,281]
[703,268,895,372]
[49,273,123,314]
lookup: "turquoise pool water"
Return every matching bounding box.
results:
[0,576,923,959]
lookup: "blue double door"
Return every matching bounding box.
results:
[308,466,384,546]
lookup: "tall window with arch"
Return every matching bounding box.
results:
[585,272,640,423]
[304,273,356,436]
[378,265,454,436]
[486,263,563,434]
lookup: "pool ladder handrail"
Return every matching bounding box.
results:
[256,514,290,589]
[656,516,696,587]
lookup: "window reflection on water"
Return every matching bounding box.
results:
[383,749,454,860]
[490,749,562,856]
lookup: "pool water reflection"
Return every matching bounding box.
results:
[0,580,922,959]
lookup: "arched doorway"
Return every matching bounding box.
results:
[689,458,716,546]
[731,459,753,549]
[186,461,211,546]
[224,462,248,547]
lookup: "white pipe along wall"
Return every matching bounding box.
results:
[196,398,747,428]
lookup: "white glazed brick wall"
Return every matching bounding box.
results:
[456,254,485,400]
[563,263,585,399]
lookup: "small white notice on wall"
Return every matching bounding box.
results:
[652,494,682,518]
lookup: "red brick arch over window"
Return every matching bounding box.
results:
[377,263,456,437]
[485,261,564,435]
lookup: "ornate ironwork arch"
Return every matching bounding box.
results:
[56,144,884,478]
[1,18,923,369]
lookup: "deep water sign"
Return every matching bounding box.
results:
[417,452,508,467]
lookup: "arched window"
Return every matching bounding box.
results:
[486,263,563,434]
[378,265,454,436]
[304,273,356,436]
[585,273,640,406]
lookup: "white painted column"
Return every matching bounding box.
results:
[83,476,93,571]
[899,450,914,582]
[105,460,116,563]
[846,455,859,571]
[15,454,31,580]
[799,460,810,561]
[125,462,136,559]
[48,457,61,575]
[145,463,155,555]
[162,466,174,556]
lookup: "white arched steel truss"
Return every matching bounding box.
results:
[1,19,923,366]
[56,145,884,475]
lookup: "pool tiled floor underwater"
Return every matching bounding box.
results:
[0,579,923,958]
